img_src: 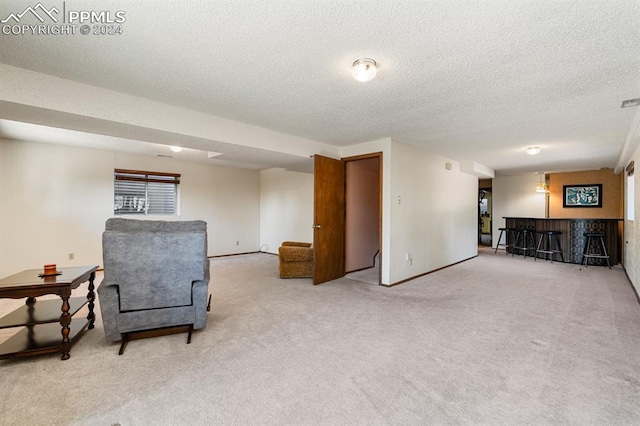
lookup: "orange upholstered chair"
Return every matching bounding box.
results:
[278,241,313,278]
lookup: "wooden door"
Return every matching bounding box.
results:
[313,155,345,285]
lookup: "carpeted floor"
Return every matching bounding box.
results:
[1,249,639,425]
[346,266,379,285]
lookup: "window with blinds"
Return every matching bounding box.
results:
[114,169,180,215]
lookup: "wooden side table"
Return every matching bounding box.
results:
[0,266,99,361]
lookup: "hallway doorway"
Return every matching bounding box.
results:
[344,153,382,285]
[479,179,493,247]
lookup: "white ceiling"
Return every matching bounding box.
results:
[0,119,316,172]
[1,0,639,175]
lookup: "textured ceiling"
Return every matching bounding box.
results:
[1,0,639,174]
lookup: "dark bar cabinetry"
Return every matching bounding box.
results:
[504,218,622,265]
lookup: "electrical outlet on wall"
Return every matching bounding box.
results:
[236,241,239,246]
[68,253,75,260]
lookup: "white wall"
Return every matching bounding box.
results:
[624,145,640,294]
[492,174,547,247]
[0,142,7,279]
[0,139,260,277]
[260,169,313,254]
[0,140,112,278]
[387,140,478,284]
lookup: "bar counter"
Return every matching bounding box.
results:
[503,217,623,265]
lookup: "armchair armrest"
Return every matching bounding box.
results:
[282,241,312,248]
[191,258,210,329]
[97,280,122,342]
[279,245,314,262]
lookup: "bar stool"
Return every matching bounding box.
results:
[494,227,515,254]
[581,232,611,269]
[535,230,564,262]
[511,228,537,258]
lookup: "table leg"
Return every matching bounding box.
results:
[27,303,36,344]
[87,271,96,330]
[59,288,72,360]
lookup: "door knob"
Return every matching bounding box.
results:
[312,224,322,229]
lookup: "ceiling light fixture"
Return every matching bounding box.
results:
[170,146,183,153]
[526,146,541,155]
[352,58,377,82]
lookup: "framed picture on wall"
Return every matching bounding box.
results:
[563,184,602,208]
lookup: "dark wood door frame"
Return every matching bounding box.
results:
[343,152,383,285]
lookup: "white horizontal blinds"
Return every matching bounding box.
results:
[114,169,180,215]
[147,181,176,214]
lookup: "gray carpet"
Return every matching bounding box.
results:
[346,266,379,285]
[1,249,640,425]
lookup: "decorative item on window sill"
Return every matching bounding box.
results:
[114,196,147,213]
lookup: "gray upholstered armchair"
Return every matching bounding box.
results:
[97,218,210,354]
